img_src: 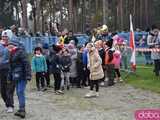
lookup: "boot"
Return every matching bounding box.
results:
[14,110,26,118]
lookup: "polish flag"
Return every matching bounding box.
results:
[129,14,136,71]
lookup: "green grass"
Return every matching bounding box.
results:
[122,65,160,93]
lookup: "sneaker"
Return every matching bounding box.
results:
[14,110,26,118]
[55,91,61,95]
[41,87,47,92]
[85,91,95,98]
[119,79,123,82]
[57,90,64,94]
[100,82,105,86]
[7,107,14,113]
[95,92,99,97]
[61,86,65,91]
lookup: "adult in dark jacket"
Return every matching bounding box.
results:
[50,45,64,94]
[0,32,15,113]
[7,40,31,118]
[64,31,78,46]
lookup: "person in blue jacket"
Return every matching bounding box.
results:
[7,40,31,118]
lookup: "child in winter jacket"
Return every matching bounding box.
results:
[113,50,122,82]
[60,48,72,90]
[32,47,47,91]
[67,42,78,87]
[85,43,104,98]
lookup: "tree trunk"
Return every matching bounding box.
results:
[36,0,41,32]
[120,0,123,30]
[69,0,73,31]
[102,0,106,24]
[144,0,149,27]
[41,7,44,33]
[81,0,86,32]
[20,0,28,30]
[140,0,143,28]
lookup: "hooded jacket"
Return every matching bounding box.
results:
[8,47,31,81]
[0,43,9,70]
[88,48,104,80]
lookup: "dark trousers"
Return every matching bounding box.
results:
[0,69,15,108]
[154,59,160,76]
[45,70,50,86]
[53,73,61,91]
[77,74,83,87]
[106,64,115,86]
[90,80,99,92]
[115,69,121,77]
[83,66,90,86]
[36,72,45,89]
[70,77,77,87]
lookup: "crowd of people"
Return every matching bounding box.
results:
[0,24,160,119]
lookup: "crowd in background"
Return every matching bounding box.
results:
[0,24,160,119]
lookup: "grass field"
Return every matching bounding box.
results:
[122,65,160,93]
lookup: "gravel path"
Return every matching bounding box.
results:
[0,83,160,120]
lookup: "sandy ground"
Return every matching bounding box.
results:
[0,82,160,120]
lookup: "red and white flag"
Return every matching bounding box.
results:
[129,14,136,71]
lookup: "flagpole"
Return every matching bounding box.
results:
[129,14,136,72]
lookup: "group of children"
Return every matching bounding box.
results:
[31,37,123,97]
[0,29,124,119]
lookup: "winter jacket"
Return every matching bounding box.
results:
[98,48,105,65]
[49,50,61,73]
[112,50,121,69]
[60,55,72,72]
[77,52,85,74]
[8,48,31,81]
[43,49,50,68]
[69,47,78,78]
[82,48,88,65]
[31,55,47,73]
[0,43,9,70]
[105,48,115,65]
[147,33,160,60]
[88,49,104,80]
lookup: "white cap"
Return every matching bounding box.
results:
[2,29,13,40]
[101,25,108,31]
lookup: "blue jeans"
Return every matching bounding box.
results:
[144,52,152,64]
[16,80,27,111]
